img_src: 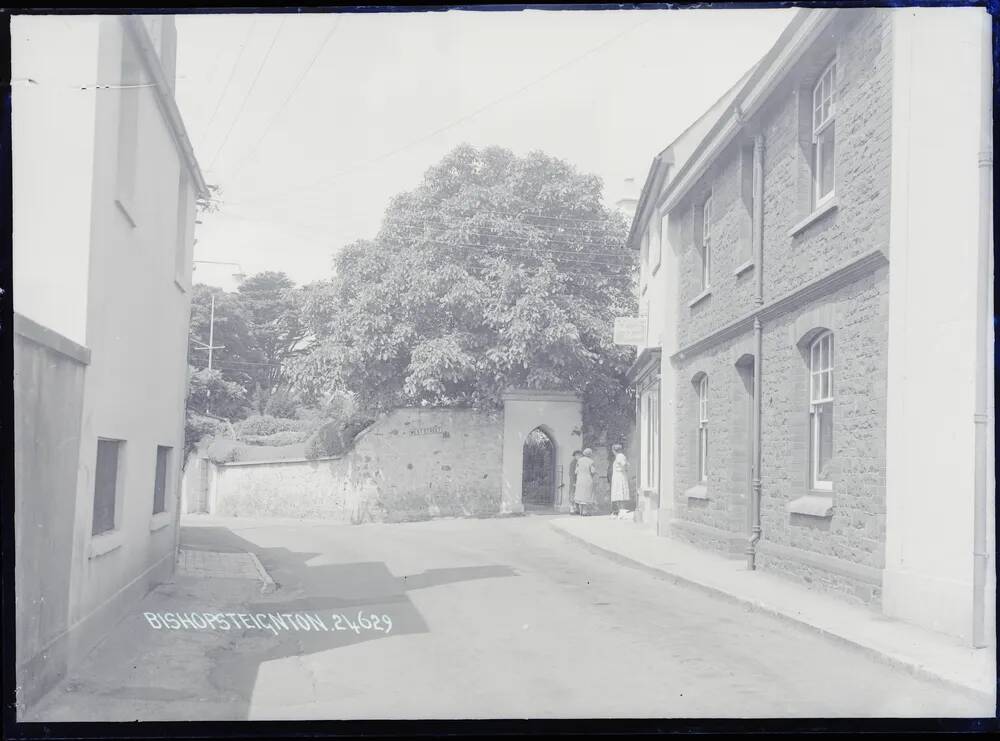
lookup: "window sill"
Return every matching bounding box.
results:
[149,511,172,532]
[787,493,834,518]
[788,197,838,237]
[734,260,755,277]
[115,197,137,228]
[650,262,661,278]
[173,277,189,294]
[89,530,124,559]
[687,288,712,309]
[685,484,709,500]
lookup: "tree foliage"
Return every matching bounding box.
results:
[188,273,310,415]
[295,144,638,441]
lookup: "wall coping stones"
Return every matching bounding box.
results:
[14,313,91,366]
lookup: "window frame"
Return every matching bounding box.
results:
[811,58,837,209]
[808,331,834,491]
[697,376,709,482]
[700,194,713,291]
[152,445,172,515]
[92,438,125,536]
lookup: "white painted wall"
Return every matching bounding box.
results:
[11,16,101,346]
[62,16,195,658]
[883,7,993,645]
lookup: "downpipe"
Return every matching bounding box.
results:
[747,133,765,571]
[972,13,992,649]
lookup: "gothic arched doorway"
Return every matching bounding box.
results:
[521,427,557,509]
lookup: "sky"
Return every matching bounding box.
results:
[174,7,796,292]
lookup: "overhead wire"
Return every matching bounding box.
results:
[231,15,652,206]
[200,18,258,143]
[228,17,343,179]
[207,16,288,172]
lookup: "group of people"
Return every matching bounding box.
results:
[568,444,632,517]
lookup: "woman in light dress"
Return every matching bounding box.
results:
[610,443,631,517]
[572,448,596,516]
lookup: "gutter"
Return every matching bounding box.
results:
[971,11,992,649]
[122,17,210,200]
[747,133,764,570]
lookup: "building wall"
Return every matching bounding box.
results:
[66,14,192,623]
[667,8,894,603]
[13,320,89,709]
[11,16,101,346]
[206,407,505,522]
[882,7,994,643]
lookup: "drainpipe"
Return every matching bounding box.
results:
[748,133,765,571]
[972,15,992,648]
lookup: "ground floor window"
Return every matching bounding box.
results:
[698,376,709,482]
[153,445,171,515]
[93,438,123,535]
[640,382,660,490]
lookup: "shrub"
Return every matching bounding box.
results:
[241,429,313,447]
[263,389,301,419]
[205,438,242,464]
[304,413,375,460]
[184,414,223,465]
[235,414,307,437]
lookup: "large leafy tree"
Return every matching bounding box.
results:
[294,144,638,441]
[188,284,261,392]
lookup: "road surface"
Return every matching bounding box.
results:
[27,514,990,721]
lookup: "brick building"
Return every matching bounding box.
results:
[626,7,994,646]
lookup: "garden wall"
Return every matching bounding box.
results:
[201,407,505,523]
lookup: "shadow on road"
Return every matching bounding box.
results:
[180,526,517,719]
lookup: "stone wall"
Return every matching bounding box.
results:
[208,407,504,522]
[668,9,893,605]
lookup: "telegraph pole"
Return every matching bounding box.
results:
[191,293,225,413]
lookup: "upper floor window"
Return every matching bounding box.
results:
[811,59,836,208]
[739,142,755,265]
[809,331,834,490]
[697,375,709,482]
[699,194,712,291]
[640,229,649,292]
[649,211,662,274]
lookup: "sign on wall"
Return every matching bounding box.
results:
[613,316,647,346]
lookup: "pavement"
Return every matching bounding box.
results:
[549,514,997,699]
[25,513,996,721]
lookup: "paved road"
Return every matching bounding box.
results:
[28,514,989,721]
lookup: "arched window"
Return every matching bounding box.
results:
[809,331,834,490]
[698,375,709,482]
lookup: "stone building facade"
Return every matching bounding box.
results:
[626,6,994,646]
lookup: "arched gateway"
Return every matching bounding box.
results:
[500,390,583,514]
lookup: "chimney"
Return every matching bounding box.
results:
[615,177,639,219]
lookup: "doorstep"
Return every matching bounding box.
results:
[549,515,996,701]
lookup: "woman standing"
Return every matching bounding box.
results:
[573,448,596,516]
[610,443,631,517]
[568,450,582,514]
